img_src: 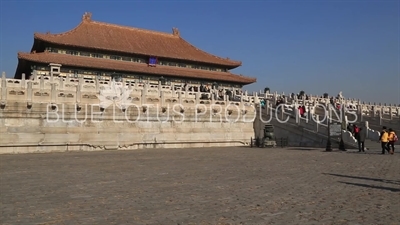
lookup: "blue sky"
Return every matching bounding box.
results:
[0,0,399,104]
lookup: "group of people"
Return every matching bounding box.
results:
[350,124,397,154]
[379,126,398,155]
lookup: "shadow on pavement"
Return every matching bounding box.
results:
[338,181,400,192]
[322,173,400,185]
[323,173,400,185]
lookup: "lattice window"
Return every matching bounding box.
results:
[122,57,131,61]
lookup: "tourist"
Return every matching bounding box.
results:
[330,97,334,106]
[298,105,303,117]
[357,127,366,152]
[387,128,398,155]
[353,124,360,134]
[275,99,282,107]
[379,126,390,154]
[298,105,306,118]
[260,99,266,109]
[347,123,353,133]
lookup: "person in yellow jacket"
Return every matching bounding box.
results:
[388,128,397,155]
[379,126,390,154]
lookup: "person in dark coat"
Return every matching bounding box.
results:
[358,127,367,152]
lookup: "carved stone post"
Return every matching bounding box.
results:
[65,74,70,85]
[79,76,84,90]
[141,89,145,105]
[59,76,64,90]
[50,70,54,83]
[195,92,200,105]
[293,104,299,124]
[21,73,26,88]
[171,84,175,97]
[143,83,148,97]
[306,105,311,123]
[1,72,7,104]
[325,110,329,126]
[27,81,33,104]
[160,90,164,107]
[51,83,56,104]
[357,104,363,122]
[95,75,99,92]
[76,84,81,104]
[178,91,182,105]
[40,73,44,91]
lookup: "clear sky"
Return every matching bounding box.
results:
[0,0,399,104]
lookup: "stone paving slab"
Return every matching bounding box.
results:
[1,147,399,225]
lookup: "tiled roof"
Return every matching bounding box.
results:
[18,52,256,84]
[33,13,242,68]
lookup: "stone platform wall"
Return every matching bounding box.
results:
[0,72,258,154]
[0,102,256,154]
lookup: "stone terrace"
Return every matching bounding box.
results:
[1,147,399,225]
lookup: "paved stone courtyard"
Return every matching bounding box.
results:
[1,147,399,225]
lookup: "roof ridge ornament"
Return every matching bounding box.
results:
[82,12,92,22]
[172,27,180,37]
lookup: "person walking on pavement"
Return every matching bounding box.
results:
[387,128,398,155]
[357,127,366,152]
[353,124,360,137]
[379,126,390,154]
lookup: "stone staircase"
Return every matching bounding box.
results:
[258,103,399,150]
[259,106,358,149]
[312,106,400,148]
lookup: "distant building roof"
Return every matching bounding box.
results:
[33,12,242,68]
[18,52,256,84]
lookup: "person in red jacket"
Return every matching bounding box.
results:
[298,105,305,118]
